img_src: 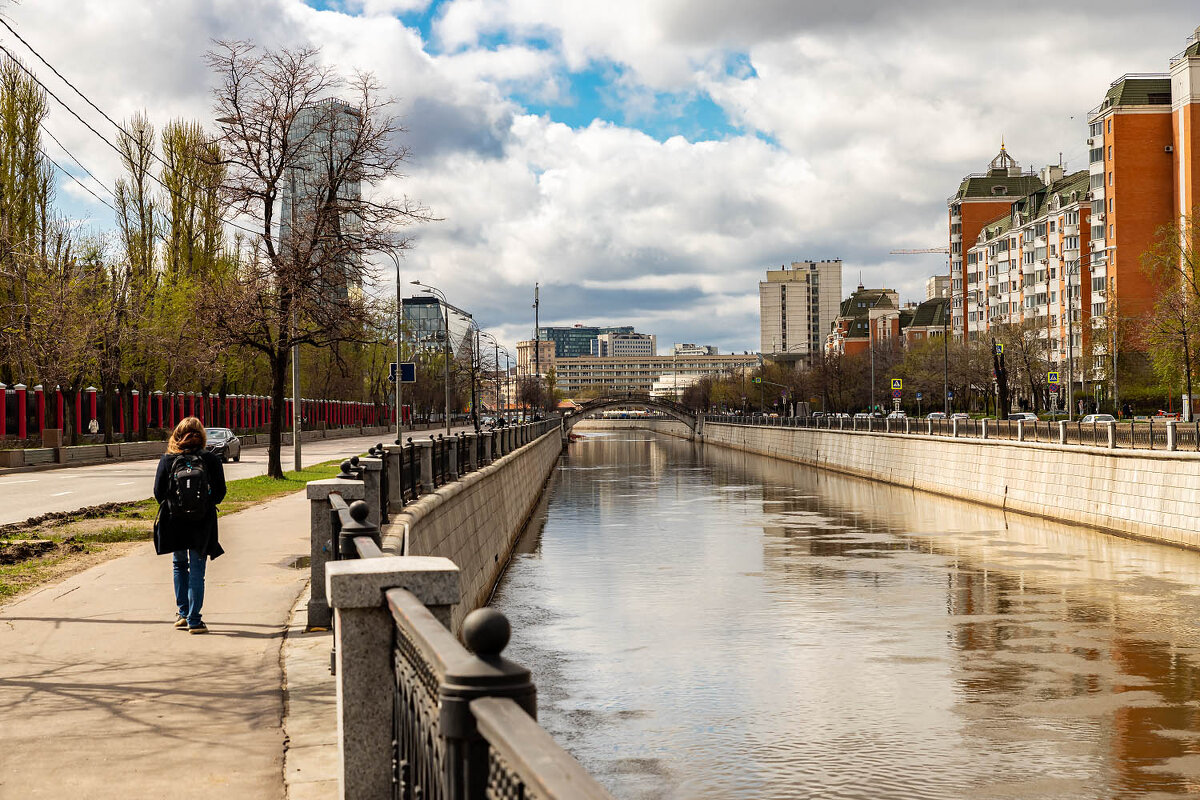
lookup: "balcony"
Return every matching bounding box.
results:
[950,233,962,243]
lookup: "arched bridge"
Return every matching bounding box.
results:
[561,393,702,437]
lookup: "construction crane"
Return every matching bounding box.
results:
[889,247,950,255]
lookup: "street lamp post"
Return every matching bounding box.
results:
[380,250,404,442]
[411,281,453,435]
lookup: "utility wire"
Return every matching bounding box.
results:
[0,35,267,238]
[41,125,116,199]
[38,146,116,212]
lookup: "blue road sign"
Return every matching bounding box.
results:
[389,362,418,383]
[916,391,923,400]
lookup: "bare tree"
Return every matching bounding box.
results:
[1142,209,1200,416]
[204,41,430,477]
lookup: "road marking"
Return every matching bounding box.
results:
[116,481,135,486]
[0,479,38,484]
[50,491,73,496]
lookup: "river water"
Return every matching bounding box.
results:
[490,429,1200,799]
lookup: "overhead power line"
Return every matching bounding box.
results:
[38,146,115,212]
[41,125,116,199]
[0,30,267,237]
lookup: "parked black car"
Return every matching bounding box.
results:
[204,427,242,463]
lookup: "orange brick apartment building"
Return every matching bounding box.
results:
[946,26,1200,390]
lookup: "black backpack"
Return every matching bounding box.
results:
[169,453,210,520]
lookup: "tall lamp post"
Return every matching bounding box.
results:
[479,331,504,418]
[411,281,453,435]
[380,249,404,443]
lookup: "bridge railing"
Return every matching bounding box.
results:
[702,414,1198,454]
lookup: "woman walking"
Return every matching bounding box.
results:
[154,416,226,634]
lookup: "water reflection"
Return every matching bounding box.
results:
[490,431,1200,799]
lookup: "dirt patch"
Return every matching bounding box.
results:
[0,540,57,565]
[0,500,152,538]
[0,541,144,605]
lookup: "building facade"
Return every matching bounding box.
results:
[948,146,1045,336]
[758,260,842,362]
[925,275,950,301]
[402,296,475,359]
[591,332,657,357]
[554,354,758,396]
[963,168,1093,391]
[537,325,636,358]
[279,98,364,295]
[515,339,557,377]
[672,343,719,356]
[825,286,903,357]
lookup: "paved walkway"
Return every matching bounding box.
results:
[0,490,320,799]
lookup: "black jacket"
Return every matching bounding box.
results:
[153,449,227,559]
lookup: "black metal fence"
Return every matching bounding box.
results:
[706,414,1200,454]
[318,416,612,800]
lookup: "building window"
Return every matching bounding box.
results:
[1108,145,1112,161]
[1107,119,1111,134]
[1108,197,1113,213]
[1109,224,1114,239]
[1108,171,1113,186]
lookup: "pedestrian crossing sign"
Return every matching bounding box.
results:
[891,378,902,390]
[1048,371,1059,385]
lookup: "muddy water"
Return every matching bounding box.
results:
[490,430,1200,799]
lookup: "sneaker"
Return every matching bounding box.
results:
[188,623,209,634]
[173,616,188,630]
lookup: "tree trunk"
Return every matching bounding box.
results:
[101,381,115,444]
[267,345,288,479]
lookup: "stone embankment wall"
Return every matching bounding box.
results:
[699,421,1200,550]
[577,417,1200,551]
[382,427,562,631]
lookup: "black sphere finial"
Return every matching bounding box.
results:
[462,608,510,657]
[350,455,360,466]
[348,499,370,523]
[339,459,354,475]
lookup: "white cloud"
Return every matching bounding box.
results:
[5,0,1200,355]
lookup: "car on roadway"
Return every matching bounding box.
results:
[204,427,241,462]
[1008,412,1039,421]
[886,410,907,419]
[950,412,969,421]
[1080,413,1116,424]
[925,412,947,420]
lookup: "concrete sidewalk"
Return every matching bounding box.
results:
[0,490,319,799]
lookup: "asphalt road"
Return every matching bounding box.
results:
[0,428,470,526]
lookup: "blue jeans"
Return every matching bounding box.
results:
[172,549,206,626]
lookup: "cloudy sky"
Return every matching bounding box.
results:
[3,1,1199,354]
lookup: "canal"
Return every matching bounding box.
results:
[490,429,1200,799]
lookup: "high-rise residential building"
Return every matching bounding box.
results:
[537,325,636,358]
[948,146,1044,336]
[672,343,719,356]
[402,296,474,359]
[758,260,842,362]
[515,339,557,377]
[591,332,657,357]
[925,275,950,300]
[279,98,364,295]
[964,168,1093,390]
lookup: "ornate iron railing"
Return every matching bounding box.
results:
[703,414,1198,453]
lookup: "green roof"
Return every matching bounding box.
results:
[909,296,949,328]
[838,288,897,318]
[1103,77,1171,109]
[955,174,1043,200]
